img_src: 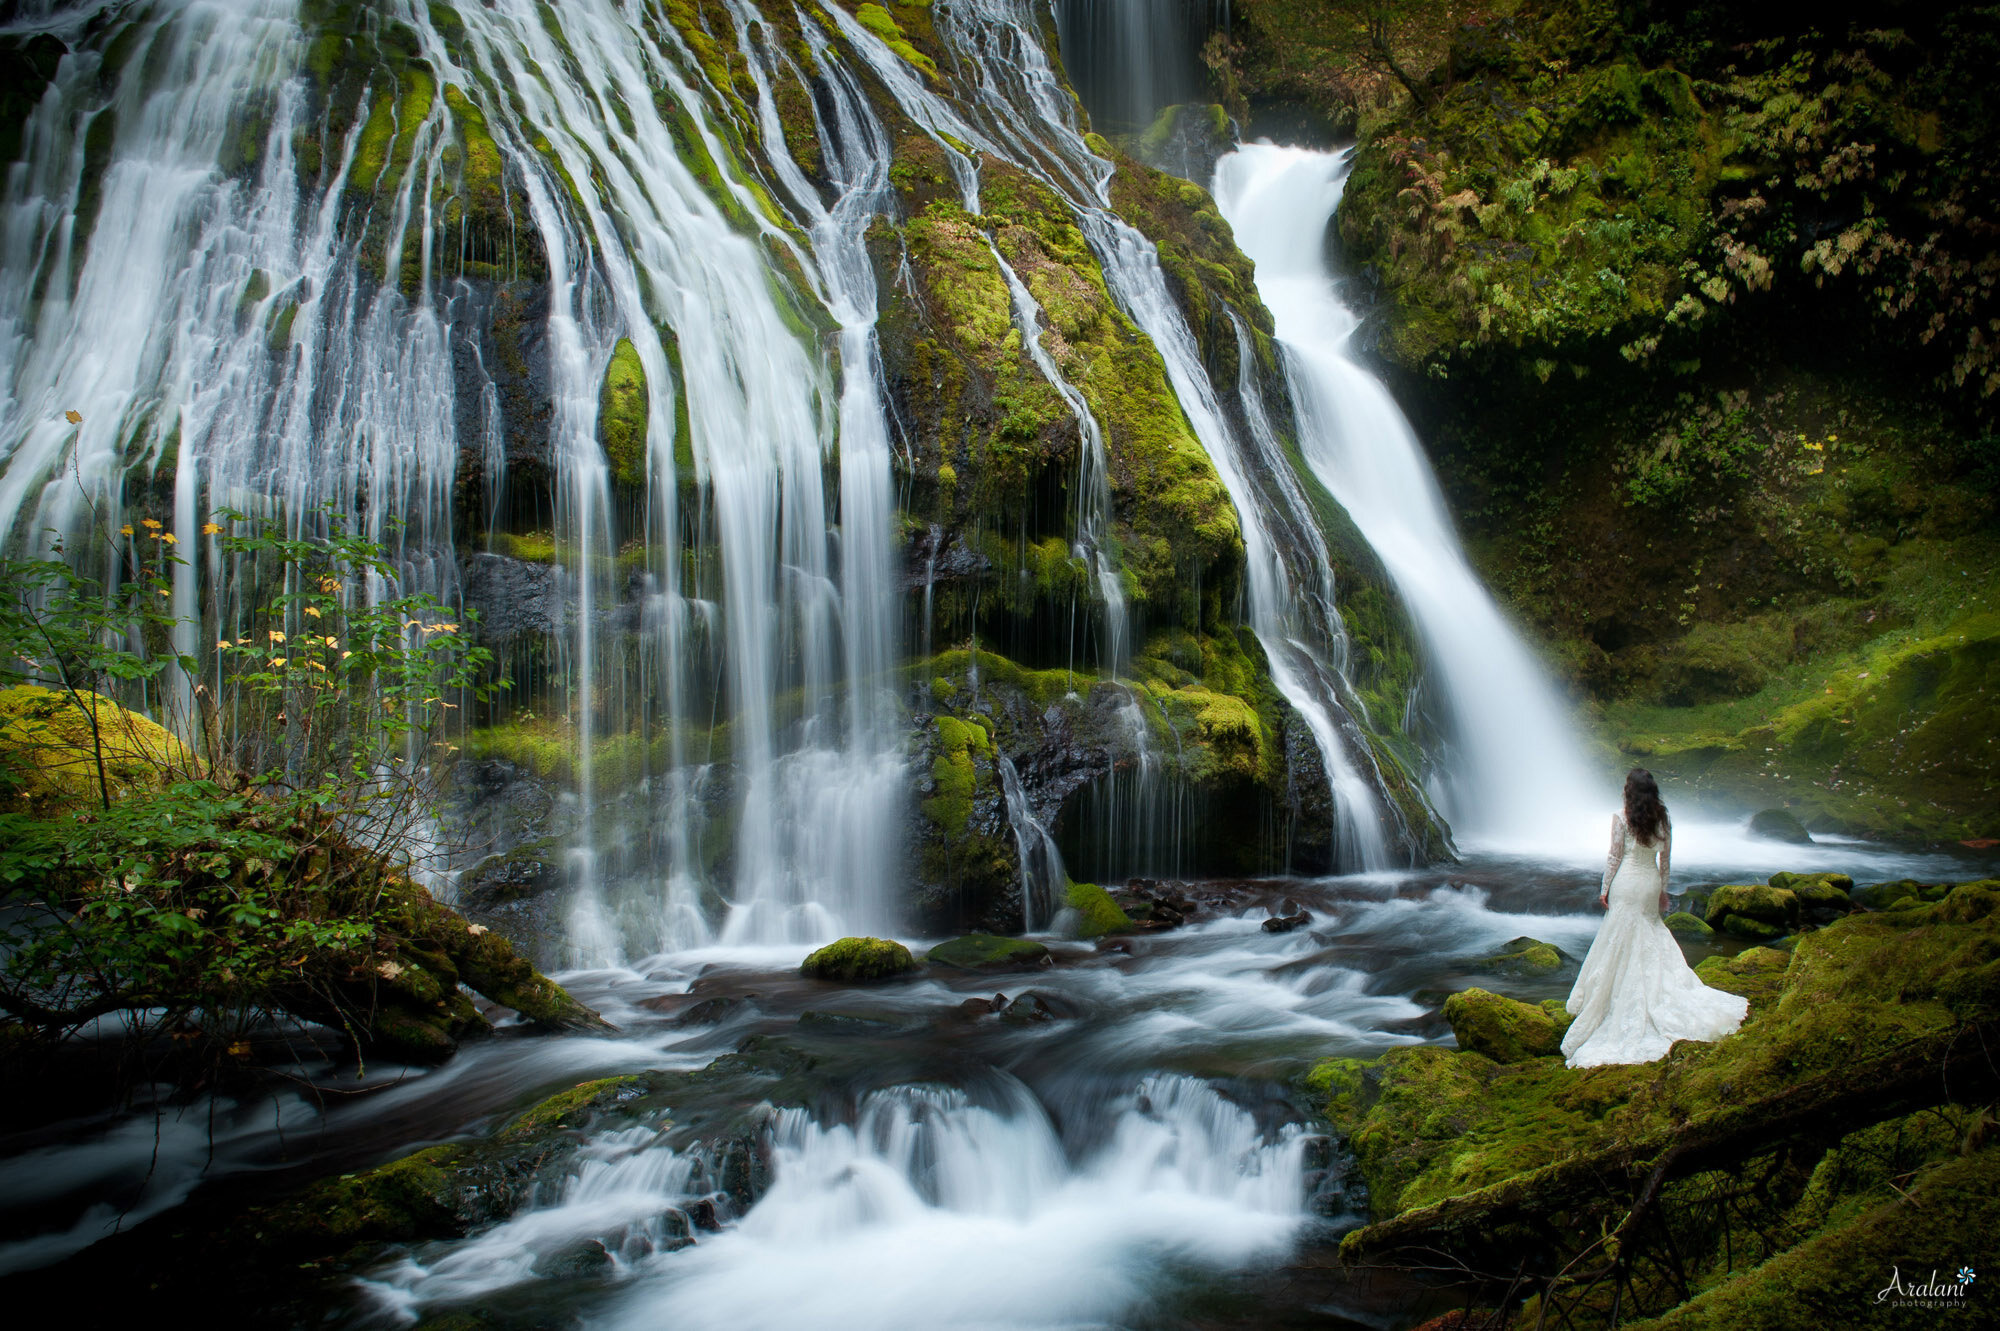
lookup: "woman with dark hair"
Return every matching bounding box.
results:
[1560,769,1748,1068]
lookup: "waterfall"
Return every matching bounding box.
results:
[361,1074,1309,1328]
[1053,0,1230,134]
[1214,145,1602,849]
[911,0,1399,870]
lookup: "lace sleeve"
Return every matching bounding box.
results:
[1601,814,1625,896]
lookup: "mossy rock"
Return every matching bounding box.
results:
[1768,871,1854,912]
[1854,879,1953,911]
[1443,988,1572,1064]
[0,685,191,809]
[1664,911,1715,939]
[1716,913,1787,941]
[1471,936,1572,974]
[1747,808,1814,844]
[1065,882,1132,939]
[799,936,919,983]
[1692,946,1791,1007]
[1769,871,1853,896]
[1703,883,1800,929]
[598,337,648,487]
[925,934,1051,972]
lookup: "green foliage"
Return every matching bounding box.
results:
[0,514,517,1066]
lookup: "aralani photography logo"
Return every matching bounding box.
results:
[1875,1265,1976,1310]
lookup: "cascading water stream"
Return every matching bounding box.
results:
[360,1073,1310,1329]
[1214,145,1602,850]
[1053,1,1231,135]
[408,0,907,956]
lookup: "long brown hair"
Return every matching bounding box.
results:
[1624,767,1669,846]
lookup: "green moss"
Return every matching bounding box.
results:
[926,934,1051,971]
[1691,945,1792,1007]
[1624,608,2000,842]
[1443,988,1573,1064]
[499,1075,640,1140]
[1470,936,1570,974]
[1320,887,2000,1222]
[599,338,649,487]
[920,713,987,839]
[1628,1147,2000,1331]
[491,530,559,563]
[853,3,938,80]
[1702,882,1800,928]
[0,686,190,810]
[799,935,918,982]
[1664,910,1715,939]
[1064,881,1131,939]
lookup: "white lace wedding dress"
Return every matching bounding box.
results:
[1561,814,1748,1068]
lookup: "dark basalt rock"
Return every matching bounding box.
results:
[1263,910,1313,934]
[462,551,566,648]
[1748,808,1814,844]
[1115,877,1195,929]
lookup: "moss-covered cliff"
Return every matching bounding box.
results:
[1216,0,2000,840]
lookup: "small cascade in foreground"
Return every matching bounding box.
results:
[361,1074,1309,1329]
[1214,144,1602,850]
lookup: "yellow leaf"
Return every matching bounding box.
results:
[119,524,134,536]
[160,532,177,544]
[268,629,285,643]
[141,518,161,529]
[269,657,287,668]
[64,409,82,424]
[201,522,222,535]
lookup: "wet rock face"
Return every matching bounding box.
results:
[1128,102,1238,186]
[1116,878,1195,929]
[461,552,565,649]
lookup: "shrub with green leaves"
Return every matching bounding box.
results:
[0,513,538,1069]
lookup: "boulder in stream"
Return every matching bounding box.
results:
[1748,807,1814,844]
[1664,910,1715,939]
[799,936,919,982]
[1470,936,1572,974]
[926,934,1052,972]
[1443,988,1575,1064]
[1703,883,1800,935]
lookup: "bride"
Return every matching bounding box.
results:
[1561,769,1748,1069]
